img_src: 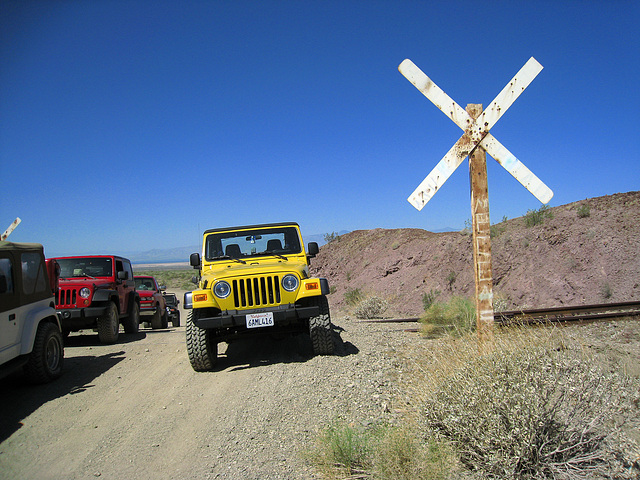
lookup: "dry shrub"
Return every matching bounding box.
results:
[416,325,640,479]
[354,296,389,319]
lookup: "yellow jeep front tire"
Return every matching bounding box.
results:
[307,295,334,355]
[186,310,218,371]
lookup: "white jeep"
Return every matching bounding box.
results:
[0,241,64,383]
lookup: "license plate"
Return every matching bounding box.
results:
[246,312,274,329]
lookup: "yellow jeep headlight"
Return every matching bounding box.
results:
[213,281,231,299]
[282,274,299,292]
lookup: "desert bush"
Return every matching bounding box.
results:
[312,421,373,476]
[577,203,591,218]
[492,292,511,313]
[312,422,460,480]
[491,216,509,238]
[354,295,389,319]
[420,331,640,479]
[419,296,475,337]
[446,271,457,290]
[421,289,440,311]
[344,287,364,306]
[601,282,613,299]
[324,232,340,243]
[372,426,459,480]
[524,204,554,227]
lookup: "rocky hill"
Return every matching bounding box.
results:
[311,191,640,317]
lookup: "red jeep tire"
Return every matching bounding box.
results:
[123,302,140,334]
[97,302,120,344]
[150,306,163,329]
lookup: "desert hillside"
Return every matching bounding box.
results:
[311,191,640,317]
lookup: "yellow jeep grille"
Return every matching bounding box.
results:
[232,275,281,308]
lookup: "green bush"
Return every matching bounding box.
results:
[524,204,554,227]
[446,271,457,290]
[324,232,340,243]
[312,422,372,475]
[312,422,459,480]
[577,203,591,218]
[490,216,509,238]
[344,287,364,306]
[421,289,440,311]
[420,297,475,337]
[372,426,458,480]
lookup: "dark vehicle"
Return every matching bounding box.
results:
[134,275,167,329]
[1,241,64,383]
[163,292,180,327]
[50,255,140,344]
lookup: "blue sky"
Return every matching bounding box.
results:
[1,1,638,258]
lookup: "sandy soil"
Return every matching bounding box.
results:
[0,291,413,480]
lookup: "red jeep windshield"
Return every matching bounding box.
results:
[57,257,113,278]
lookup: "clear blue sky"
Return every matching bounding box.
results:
[1,1,638,258]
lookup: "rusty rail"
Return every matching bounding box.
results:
[495,300,640,324]
[359,301,640,326]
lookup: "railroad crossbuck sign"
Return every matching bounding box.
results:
[400,57,553,209]
[399,58,553,346]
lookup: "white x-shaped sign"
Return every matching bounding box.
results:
[399,57,553,210]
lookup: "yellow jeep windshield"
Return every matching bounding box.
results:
[204,226,302,261]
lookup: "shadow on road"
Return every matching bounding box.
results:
[63,331,147,347]
[0,349,127,443]
[218,323,358,372]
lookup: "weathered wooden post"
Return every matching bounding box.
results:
[467,104,495,348]
[398,58,553,350]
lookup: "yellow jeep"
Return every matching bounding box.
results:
[185,222,334,371]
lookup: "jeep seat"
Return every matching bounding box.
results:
[266,239,282,251]
[225,244,242,258]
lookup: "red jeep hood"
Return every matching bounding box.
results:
[58,278,114,288]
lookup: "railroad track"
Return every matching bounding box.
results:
[360,300,640,326]
[495,300,640,325]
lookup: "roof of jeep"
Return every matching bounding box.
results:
[203,222,300,235]
[0,240,44,252]
[49,254,131,262]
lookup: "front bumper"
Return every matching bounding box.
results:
[194,304,320,330]
[139,306,158,316]
[57,305,110,329]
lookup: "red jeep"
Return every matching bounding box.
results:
[50,255,140,344]
[134,275,168,329]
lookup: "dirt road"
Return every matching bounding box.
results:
[0,295,409,480]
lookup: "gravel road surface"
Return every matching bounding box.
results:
[0,294,411,480]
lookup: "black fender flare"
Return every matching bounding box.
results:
[92,289,119,305]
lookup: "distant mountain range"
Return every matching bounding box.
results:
[127,231,351,264]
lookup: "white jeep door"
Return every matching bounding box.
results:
[0,256,22,363]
